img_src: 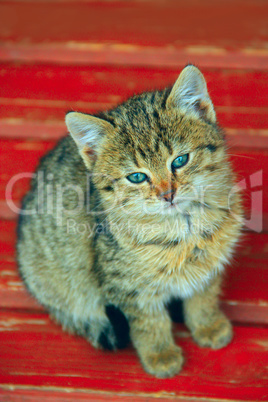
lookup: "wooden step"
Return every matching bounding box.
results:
[0,309,267,401]
[0,64,267,130]
[0,1,267,400]
[0,0,267,70]
[1,219,268,324]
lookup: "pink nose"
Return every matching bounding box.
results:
[160,190,175,203]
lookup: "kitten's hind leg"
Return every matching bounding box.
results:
[50,304,130,351]
[183,276,233,349]
[105,305,130,349]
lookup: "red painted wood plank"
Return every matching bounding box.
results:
[0,1,267,49]
[0,64,267,129]
[0,218,44,310]
[0,120,67,141]
[2,64,266,108]
[1,42,268,71]
[1,220,268,324]
[1,1,267,69]
[0,310,267,401]
[0,220,16,258]
[0,387,200,402]
[0,260,43,311]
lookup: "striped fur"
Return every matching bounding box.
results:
[17,66,243,378]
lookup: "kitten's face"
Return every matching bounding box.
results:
[94,108,231,219]
[66,66,233,220]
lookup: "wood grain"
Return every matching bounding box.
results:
[0,310,267,401]
[0,1,267,399]
[0,0,267,70]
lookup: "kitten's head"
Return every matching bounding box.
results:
[66,66,232,220]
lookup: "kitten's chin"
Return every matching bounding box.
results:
[160,200,192,216]
[160,203,179,215]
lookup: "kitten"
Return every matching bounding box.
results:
[17,65,243,378]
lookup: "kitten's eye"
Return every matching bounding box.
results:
[171,154,189,170]
[127,172,148,184]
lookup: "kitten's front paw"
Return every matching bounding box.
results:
[142,345,184,378]
[192,316,233,349]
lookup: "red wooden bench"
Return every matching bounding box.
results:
[0,1,267,400]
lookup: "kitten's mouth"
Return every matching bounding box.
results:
[162,198,208,215]
[166,202,176,208]
[161,199,190,214]
[142,197,207,216]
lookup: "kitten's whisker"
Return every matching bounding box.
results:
[228,154,255,160]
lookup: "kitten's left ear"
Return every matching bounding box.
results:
[166,65,216,123]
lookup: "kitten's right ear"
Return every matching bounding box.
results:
[65,112,113,169]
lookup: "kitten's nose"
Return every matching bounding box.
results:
[160,190,175,203]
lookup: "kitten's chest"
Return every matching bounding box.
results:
[127,237,215,299]
[134,236,201,271]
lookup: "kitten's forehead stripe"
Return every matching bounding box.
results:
[153,136,160,154]
[161,88,171,109]
[140,102,152,129]
[196,144,222,152]
[136,146,147,160]
[153,109,160,121]
[161,136,173,155]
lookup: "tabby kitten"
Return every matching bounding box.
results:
[17,66,243,378]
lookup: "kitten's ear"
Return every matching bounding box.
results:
[166,65,216,123]
[65,112,114,169]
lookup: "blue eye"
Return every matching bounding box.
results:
[172,154,189,170]
[127,172,148,184]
